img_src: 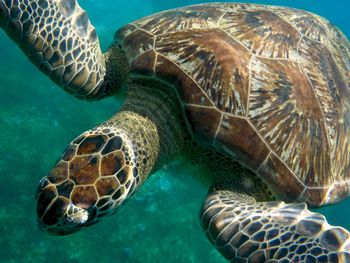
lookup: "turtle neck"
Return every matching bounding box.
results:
[111,79,189,174]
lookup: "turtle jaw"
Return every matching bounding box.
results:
[36,177,95,235]
[38,203,91,236]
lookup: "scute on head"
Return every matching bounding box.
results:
[36,128,139,234]
[76,134,108,155]
[71,185,98,209]
[101,151,125,176]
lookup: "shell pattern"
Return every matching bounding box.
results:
[115,3,350,206]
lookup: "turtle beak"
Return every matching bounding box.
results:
[36,178,92,235]
[37,198,91,235]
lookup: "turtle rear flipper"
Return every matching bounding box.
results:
[201,190,350,262]
[0,0,114,99]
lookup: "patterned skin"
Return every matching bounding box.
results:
[202,190,350,262]
[1,0,350,261]
[36,110,160,234]
[0,0,126,98]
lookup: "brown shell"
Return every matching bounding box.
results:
[115,3,350,206]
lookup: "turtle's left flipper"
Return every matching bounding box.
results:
[201,190,350,262]
[0,0,115,99]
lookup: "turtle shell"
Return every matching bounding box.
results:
[115,3,350,206]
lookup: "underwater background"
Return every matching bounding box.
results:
[0,0,350,262]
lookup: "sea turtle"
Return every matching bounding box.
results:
[1,0,350,262]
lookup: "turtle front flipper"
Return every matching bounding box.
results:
[0,0,123,98]
[201,190,350,262]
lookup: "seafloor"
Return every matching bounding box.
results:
[0,0,349,262]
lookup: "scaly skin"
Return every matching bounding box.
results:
[0,0,126,98]
[2,0,350,261]
[201,190,350,262]
[36,80,186,234]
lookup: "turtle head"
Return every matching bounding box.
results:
[0,0,127,98]
[36,127,140,235]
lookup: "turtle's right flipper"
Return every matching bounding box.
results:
[0,0,107,98]
[201,190,350,262]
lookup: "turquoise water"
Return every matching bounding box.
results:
[0,0,350,262]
